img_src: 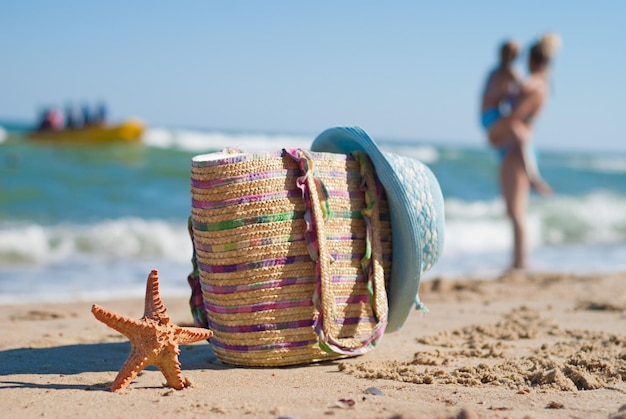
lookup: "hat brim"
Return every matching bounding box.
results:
[311,127,423,332]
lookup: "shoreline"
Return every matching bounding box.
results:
[2,265,626,307]
[1,270,625,418]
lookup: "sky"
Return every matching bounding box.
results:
[1,1,625,151]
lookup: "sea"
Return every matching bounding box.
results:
[1,124,625,305]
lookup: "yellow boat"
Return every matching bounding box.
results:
[29,119,144,143]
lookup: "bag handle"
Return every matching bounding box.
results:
[285,149,388,355]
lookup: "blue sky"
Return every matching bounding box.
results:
[1,1,625,151]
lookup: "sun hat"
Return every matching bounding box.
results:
[311,126,445,332]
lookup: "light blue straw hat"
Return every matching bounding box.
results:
[311,126,445,332]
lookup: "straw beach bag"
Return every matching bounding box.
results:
[188,148,392,366]
[187,127,446,367]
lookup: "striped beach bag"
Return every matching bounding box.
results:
[187,148,392,366]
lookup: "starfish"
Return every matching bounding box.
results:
[91,269,213,392]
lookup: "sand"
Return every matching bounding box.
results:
[1,270,625,419]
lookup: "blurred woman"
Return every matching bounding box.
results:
[486,33,562,269]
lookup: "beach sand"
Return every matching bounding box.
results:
[1,271,625,418]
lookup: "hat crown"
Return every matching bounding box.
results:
[383,152,444,273]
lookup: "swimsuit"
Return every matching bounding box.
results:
[481,108,501,130]
[483,108,538,163]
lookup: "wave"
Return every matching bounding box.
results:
[0,218,191,265]
[141,127,442,165]
[536,190,626,244]
[1,191,625,303]
[557,153,626,174]
[1,190,624,267]
[142,127,313,153]
[444,190,626,254]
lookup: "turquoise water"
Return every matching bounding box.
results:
[1,126,626,303]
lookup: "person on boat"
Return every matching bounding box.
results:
[482,33,561,270]
[37,108,64,131]
[64,105,75,129]
[81,103,94,127]
[65,104,84,129]
[36,108,53,131]
[94,101,108,126]
[50,108,64,130]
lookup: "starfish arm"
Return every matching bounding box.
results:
[92,304,146,338]
[176,326,213,345]
[110,348,150,392]
[143,269,171,323]
[155,345,185,390]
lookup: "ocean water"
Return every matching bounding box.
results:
[1,125,625,304]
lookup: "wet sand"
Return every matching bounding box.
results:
[1,270,625,418]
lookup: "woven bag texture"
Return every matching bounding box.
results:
[189,149,392,366]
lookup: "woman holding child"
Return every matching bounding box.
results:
[481,33,562,270]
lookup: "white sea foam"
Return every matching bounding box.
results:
[441,191,626,260]
[535,191,626,244]
[0,218,194,304]
[1,191,624,267]
[429,192,626,278]
[142,127,442,163]
[142,127,312,152]
[444,198,504,219]
[0,223,51,262]
[442,198,512,256]
[564,155,626,174]
[0,218,191,265]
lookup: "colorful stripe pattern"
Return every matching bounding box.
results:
[187,148,392,365]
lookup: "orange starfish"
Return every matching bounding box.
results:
[91,269,213,392]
